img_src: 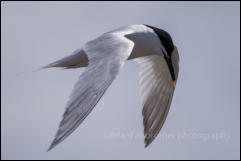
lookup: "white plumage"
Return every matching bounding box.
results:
[44,24,179,150]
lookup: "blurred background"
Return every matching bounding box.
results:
[1,1,240,160]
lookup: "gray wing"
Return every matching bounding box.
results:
[136,55,176,147]
[48,33,134,151]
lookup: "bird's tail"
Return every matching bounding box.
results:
[41,48,88,70]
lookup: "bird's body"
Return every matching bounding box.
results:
[44,24,179,151]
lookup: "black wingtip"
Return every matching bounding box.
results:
[144,140,151,148]
[47,145,54,152]
[144,144,148,148]
[47,140,57,152]
[144,133,155,148]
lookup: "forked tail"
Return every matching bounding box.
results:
[42,49,88,70]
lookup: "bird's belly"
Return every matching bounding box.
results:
[125,31,162,60]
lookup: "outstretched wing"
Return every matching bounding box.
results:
[136,55,176,147]
[48,33,134,151]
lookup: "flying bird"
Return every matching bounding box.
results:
[44,24,180,151]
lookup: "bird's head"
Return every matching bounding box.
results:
[145,25,179,87]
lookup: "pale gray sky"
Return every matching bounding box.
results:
[1,1,240,160]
